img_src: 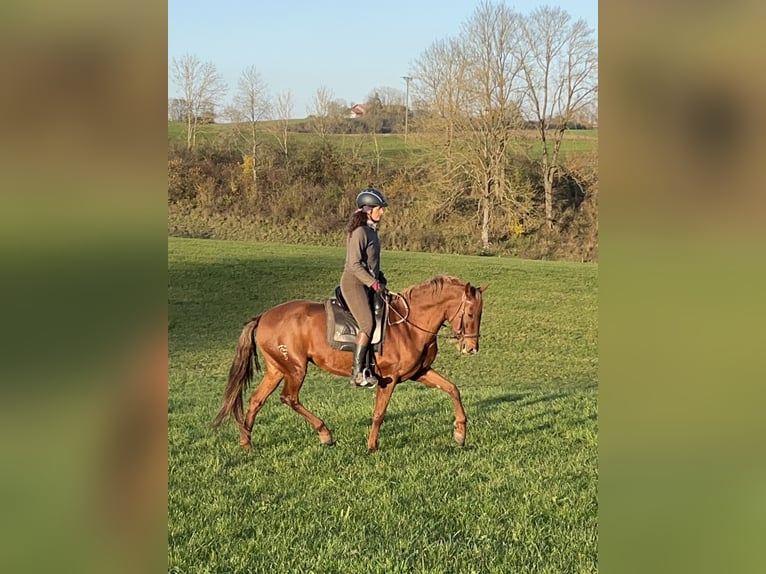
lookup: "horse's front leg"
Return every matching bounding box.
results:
[416,369,467,446]
[367,379,398,451]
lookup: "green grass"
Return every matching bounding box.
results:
[168,237,598,573]
[167,121,597,159]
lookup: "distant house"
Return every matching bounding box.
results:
[349,104,367,118]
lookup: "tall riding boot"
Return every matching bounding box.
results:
[350,332,377,388]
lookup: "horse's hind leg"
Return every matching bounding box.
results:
[239,366,284,450]
[280,371,334,446]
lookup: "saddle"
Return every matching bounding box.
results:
[324,286,388,353]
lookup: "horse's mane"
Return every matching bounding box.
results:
[400,275,465,301]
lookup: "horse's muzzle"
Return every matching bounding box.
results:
[457,339,479,354]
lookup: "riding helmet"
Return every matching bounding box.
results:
[356,188,388,209]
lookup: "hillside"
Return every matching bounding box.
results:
[167,122,598,261]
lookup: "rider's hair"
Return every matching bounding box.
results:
[347,210,368,235]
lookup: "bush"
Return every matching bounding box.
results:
[167,139,598,261]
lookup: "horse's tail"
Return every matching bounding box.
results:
[213,316,262,428]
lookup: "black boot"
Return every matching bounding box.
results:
[350,333,377,388]
[350,342,365,387]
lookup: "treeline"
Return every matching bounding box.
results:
[277,112,593,137]
[167,129,598,261]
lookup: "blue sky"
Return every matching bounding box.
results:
[168,0,597,118]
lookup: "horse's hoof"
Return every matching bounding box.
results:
[318,427,335,446]
[240,442,252,451]
[454,433,466,447]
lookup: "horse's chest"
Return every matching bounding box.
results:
[404,341,438,380]
[421,340,438,367]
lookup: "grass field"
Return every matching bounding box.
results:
[168,237,598,573]
[167,121,597,160]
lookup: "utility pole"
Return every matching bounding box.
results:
[401,75,412,145]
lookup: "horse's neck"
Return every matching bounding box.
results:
[407,287,458,332]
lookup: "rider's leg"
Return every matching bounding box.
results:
[341,275,378,388]
[351,331,378,387]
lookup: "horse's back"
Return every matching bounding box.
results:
[255,299,326,355]
[259,299,323,329]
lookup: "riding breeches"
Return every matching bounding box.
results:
[340,272,373,336]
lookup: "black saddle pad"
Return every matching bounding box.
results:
[324,293,387,353]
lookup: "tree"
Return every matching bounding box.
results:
[327,98,351,133]
[170,54,227,149]
[519,6,598,229]
[412,37,469,174]
[412,1,528,251]
[459,1,527,250]
[410,2,597,246]
[267,90,294,160]
[308,85,334,139]
[168,98,185,122]
[226,65,271,190]
[360,88,407,134]
[369,86,405,108]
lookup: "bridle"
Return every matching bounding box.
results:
[385,291,481,341]
[447,293,481,341]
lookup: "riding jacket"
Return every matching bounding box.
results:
[343,220,386,287]
[340,220,386,336]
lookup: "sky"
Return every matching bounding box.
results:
[168,0,598,119]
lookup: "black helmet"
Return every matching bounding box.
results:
[356,188,388,208]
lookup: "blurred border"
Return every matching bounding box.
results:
[4,1,765,573]
[601,2,766,573]
[0,2,167,573]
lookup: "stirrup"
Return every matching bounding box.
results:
[361,368,378,387]
[352,368,378,388]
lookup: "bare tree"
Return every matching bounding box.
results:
[268,90,294,160]
[362,88,407,134]
[410,3,597,244]
[226,65,271,190]
[309,85,334,139]
[412,1,527,251]
[460,1,526,250]
[168,98,185,122]
[369,86,405,108]
[170,53,227,149]
[519,6,598,229]
[327,98,350,133]
[411,37,471,227]
[412,37,470,174]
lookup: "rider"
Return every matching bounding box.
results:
[341,187,389,387]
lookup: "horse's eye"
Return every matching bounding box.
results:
[467,313,474,318]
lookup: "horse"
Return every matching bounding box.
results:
[213,275,488,451]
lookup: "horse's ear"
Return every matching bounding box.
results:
[478,284,489,293]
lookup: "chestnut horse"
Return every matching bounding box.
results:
[213,275,487,451]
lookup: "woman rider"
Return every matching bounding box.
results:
[341,188,389,387]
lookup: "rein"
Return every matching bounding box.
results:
[385,291,481,340]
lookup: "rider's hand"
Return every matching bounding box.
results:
[371,280,388,296]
